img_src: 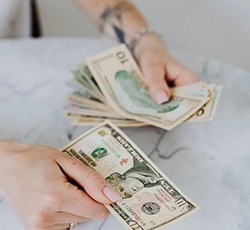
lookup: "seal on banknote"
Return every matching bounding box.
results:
[141,202,161,215]
[91,147,108,159]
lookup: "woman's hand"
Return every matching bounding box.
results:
[0,141,121,230]
[134,34,199,104]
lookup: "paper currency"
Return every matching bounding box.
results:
[172,83,223,122]
[62,122,198,230]
[65,44,222,129]
[68,113,145,127]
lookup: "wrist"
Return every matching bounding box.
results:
[0,141,26,196]
[133,33,167,61]
[0,140,23,157]
[0,141,10,196]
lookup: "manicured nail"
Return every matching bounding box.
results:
[103,186,122,202]
[155,91,169,104]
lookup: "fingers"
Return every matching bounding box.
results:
[141,62,171,104]
[24,183,107,229]
[138,50,200,104]
[55,155,121,204]
[43,213,89,230]
[52,212,89,224]
[25,207,90,230]
[43,223,77,230]
[170,69,199,86]
[43,222,82,230]
[165,57,199,86]
[59,186,109,220]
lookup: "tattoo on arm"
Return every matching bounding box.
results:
[99,1,133,45]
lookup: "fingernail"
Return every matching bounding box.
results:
[155,91,169,104]
[103,186,122,202]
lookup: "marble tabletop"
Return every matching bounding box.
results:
[0,38,249,230]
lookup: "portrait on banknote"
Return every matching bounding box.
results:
[114,70,180,114]
[105,163,164,198]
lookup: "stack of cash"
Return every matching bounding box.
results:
[63,121,199,229]
[65,44,222,130]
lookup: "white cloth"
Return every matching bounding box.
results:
[0,0,30,38]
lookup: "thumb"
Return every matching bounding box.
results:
[141,63,171,104]
[55,154,122,204]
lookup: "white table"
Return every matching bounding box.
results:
[0,38,249,230]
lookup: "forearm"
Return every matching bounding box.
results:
[0,140,12,196]
[0,140,28,196]
[73,0,148,45]
[74,0,198,103]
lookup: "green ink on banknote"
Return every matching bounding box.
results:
[98,130,107,137]
[114,70,180,114]
[91,147,108,159]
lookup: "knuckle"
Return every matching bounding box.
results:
[85,169,104,184]
[144,71,165,83]
[96,208,109,220]
[58,154,79,168]
[26,211,49,228]
[42,192,62,210]
[39,145,60,157]
[143,59,164,71]
[80,217,90,223]
[40,145,55,152]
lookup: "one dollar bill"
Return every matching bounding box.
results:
[62,122,198,230]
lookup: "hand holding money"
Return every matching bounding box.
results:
[0,122,198,230]
[133,34,199,104]
[0,141,121,229]
[65,44,222,129]
[63,121,199,229]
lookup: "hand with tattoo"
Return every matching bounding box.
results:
[97,1,199,104]
[133,34,199,104]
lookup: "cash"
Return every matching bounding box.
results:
[62,121,199,230]
[65,44,222,130]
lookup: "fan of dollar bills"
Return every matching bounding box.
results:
[65,44,222,130]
